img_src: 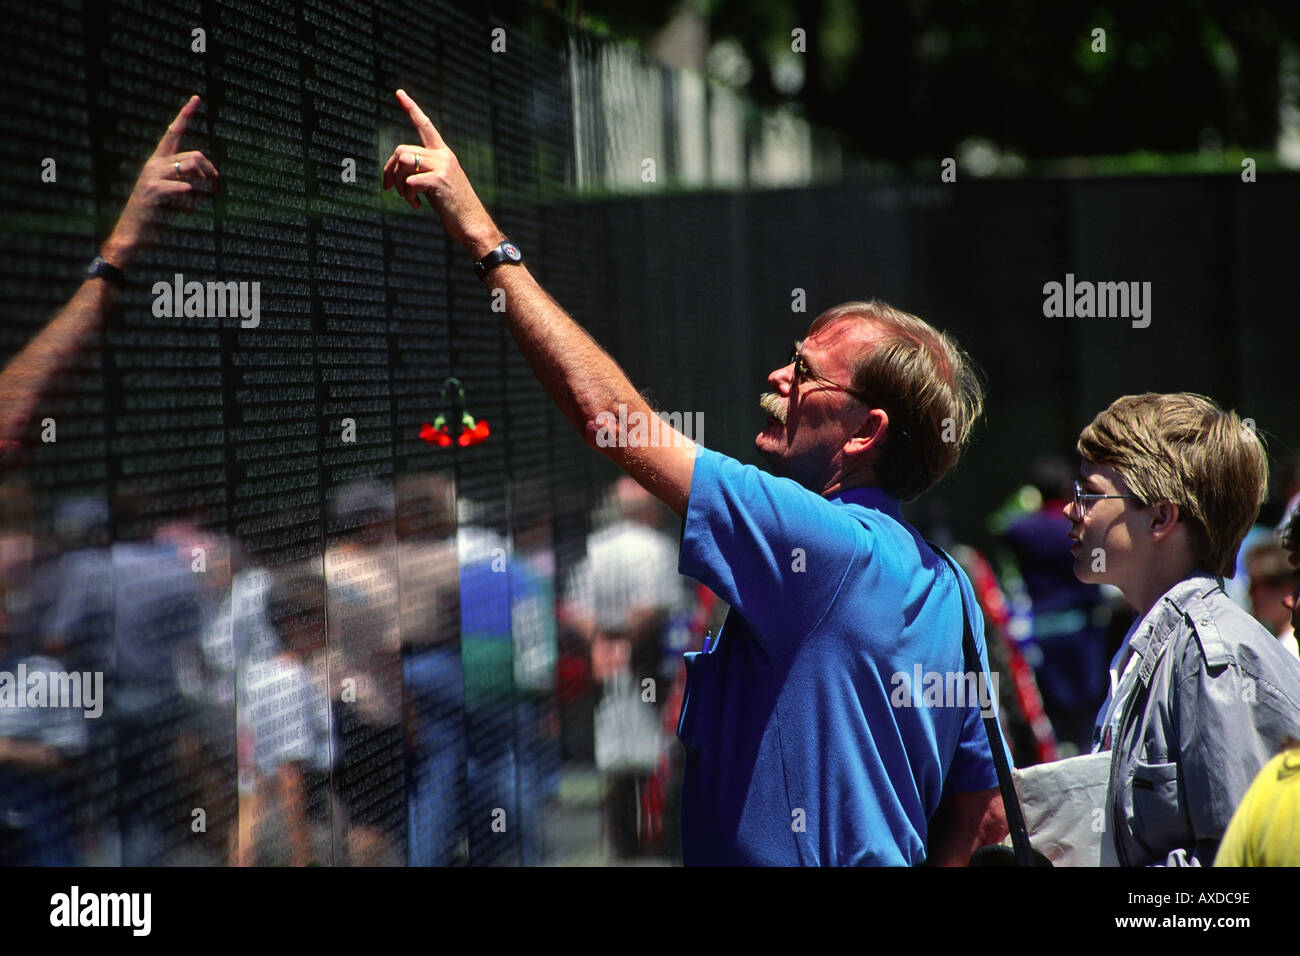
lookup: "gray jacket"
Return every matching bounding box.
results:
[1107,574,1300,866]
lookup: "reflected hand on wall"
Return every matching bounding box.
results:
[0,96,221,468]
[100,95,221,270]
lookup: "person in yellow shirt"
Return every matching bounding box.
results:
[1215,743,1300,866]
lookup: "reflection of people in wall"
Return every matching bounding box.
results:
[240,570,336,867]
[323,480,406,866]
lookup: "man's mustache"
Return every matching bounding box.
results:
[759,392,786,424]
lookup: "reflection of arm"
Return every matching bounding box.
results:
[0,657,90,771]
[237,787,258,866]
[0,736,62,771]
[0,96,216,471]
[275,761,312,867]
[0,280,116,468]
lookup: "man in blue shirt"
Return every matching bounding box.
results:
[678,447,1002,864]
[384,90,1007,865]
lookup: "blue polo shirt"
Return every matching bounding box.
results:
[676,448,1001,866]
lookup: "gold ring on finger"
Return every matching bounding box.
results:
[174,160,181,177]
[414,153,420,172]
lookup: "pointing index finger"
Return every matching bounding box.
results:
[395,89,444,150]
[156,95,200,156]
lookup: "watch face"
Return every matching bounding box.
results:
[502,242,521,262]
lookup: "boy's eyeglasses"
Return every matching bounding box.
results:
[1073,480,1142,516]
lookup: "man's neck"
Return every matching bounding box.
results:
[820,463,878,498]
[821,478,852,497]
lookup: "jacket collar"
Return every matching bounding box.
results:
[1129,572,1223,686]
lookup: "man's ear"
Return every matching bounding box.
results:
[843,407,889,458]
[1148,500,1180,541]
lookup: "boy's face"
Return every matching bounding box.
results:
[1063,461,1147,588]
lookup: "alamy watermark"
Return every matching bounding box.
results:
[889,665,998,717]
[0,663,103,718]
[1042,273,1151,328]
[152,273,261,328]
[50,886,150,936]
[594,403,704,457]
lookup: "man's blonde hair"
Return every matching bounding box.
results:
[810,300,985,501]
[1076,393,1267,577]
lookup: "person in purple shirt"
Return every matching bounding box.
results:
[383,89,1008,865]
[1002,456,1109,752]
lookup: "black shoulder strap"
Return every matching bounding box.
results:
[929,543,1035,867]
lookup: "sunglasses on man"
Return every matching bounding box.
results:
[785,341,913,443]
[788,340,872,404]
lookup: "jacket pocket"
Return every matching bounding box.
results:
[1130,759,1185,856]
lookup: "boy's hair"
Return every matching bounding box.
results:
[1076,393,1267,577]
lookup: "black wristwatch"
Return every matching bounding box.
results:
[474,239,523,281]
[87,255,126,289]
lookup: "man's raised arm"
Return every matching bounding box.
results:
[382,90,696,517]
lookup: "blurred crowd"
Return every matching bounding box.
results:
[2,445,1298,865]
[3,97,1299,869]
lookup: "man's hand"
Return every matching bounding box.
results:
[382,89,501,256]
[381,91,696,515]
[101,95,220,270]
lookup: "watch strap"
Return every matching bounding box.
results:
[87,255,126,289]
[474,239,523,281]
